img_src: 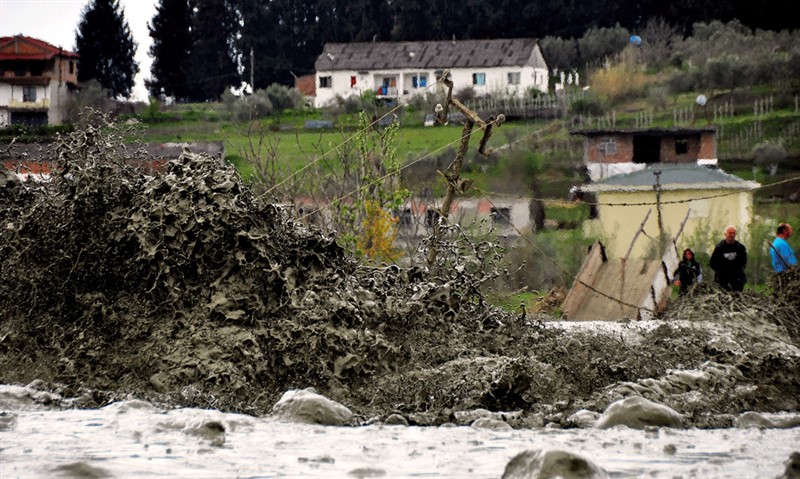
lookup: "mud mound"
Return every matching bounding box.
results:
[0,123,511,414]
[662,279,800,343]
[1,123,799,425]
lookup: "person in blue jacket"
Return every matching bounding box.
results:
[770,223,797,273]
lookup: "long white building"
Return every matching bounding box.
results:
[313,38,549,108]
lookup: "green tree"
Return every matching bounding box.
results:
[540,35,579,72]
[74,0,139,98]
[146,0,194,101]
[577,25,631,66]
[238,0,318,88]
[189,0,239,101]
[390,0,432,40]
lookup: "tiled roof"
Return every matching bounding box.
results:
[581,164,760,192]
[0,35,78,61]
[315,38,545,71]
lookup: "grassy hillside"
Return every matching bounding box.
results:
[127,84,800,200]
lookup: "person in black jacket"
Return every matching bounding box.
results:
[710,225,747,292]
[673,248,703,296]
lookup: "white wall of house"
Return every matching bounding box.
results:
[315,65,548,108]
[0,82,69,126]
[0,83,50,127]
[0,83,12,105]
[0,84,47,106]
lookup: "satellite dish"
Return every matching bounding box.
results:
[696,94,707,106]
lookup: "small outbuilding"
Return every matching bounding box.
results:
[571,126,718,182]
[562,164,759,321]
[577,163,759,260]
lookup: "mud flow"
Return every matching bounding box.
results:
[1,122,798,427]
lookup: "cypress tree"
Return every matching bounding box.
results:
[146,0,195,101]
[75,0,139,98]
[188,0,239,101]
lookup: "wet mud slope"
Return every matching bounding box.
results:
[1,126,799,426]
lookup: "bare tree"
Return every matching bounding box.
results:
[640,17,681,70]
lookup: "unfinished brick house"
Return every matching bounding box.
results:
[571,126,718,182]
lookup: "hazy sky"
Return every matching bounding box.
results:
[0,0,157,101]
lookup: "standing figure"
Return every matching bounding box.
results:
[673,248,703,296]
[770,223,797,273]
[710,225,747,292]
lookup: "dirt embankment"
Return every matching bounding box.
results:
[1,125,799,427]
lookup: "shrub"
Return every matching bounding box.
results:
[66,79,115,123]
[752,141,787,174]
[578,25,630,66]
[588,63,647,105]
[265,84,303,111]
[225,89,274,121]
[570,95,605,116]
[540,36,578,72]
[338,94,365,115]
[666,70,699,94]
[454,86,477,103]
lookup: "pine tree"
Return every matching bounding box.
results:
[239,0,319,88]
[146,0,194,101]
[75,0,139,98]
[188,0,239,101]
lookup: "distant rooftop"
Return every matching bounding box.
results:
[315,38,546,71]
[570,126,716,136]
[580,164,759,192]
[0,35,78,61]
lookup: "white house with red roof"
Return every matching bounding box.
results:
[0,35,79,126]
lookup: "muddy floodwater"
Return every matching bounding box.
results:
[1,387,797,479]
[2,127,800,478]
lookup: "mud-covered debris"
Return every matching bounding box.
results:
[1,120,799,425]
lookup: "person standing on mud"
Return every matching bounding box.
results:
[710,225,747,292]
[770,223,797,273]
[673,248,703,296]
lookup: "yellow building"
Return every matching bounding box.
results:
[579,164,759,260]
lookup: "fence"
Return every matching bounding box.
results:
[464,92,585,119]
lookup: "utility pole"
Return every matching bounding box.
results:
[654,170,664,251]
[250,48,255,94]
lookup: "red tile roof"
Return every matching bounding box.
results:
[0,35,78,61]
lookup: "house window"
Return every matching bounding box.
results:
[507,72,521,85]
[491,207,511,227]
[412,74,427,88]
[69,61,75,74]
[675,138,689,155]
[598,138,617,155]
[22,86,36,102]
[319,76,332,88]
[472,72,486,86]
[350,76,357,88]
